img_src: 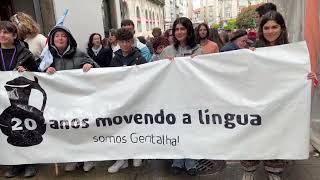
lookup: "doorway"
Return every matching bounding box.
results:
[0,0,14,21]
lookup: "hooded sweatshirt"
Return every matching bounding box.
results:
[47,26,98,70]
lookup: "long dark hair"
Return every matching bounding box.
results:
[172,17,197,50]
[208,28,224,50]
[258,11,288,47]
[195,23,209,44]
[88,33,102,49]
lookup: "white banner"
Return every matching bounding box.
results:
[0,42,311,165]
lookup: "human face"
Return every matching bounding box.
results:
[92,34,101,47]
[198,25,208,39]
[122,25,135,34]
[156,45,166,54]
[108,33,117,44]
[174,24,187,44]
[235,35,248,49]
[0,29,15,46]
[262,20,282,44]
[118,39,133,55]
[53,31,68,51]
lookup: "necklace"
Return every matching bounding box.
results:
[0,48,17,71]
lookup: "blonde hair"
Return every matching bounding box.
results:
[10,12,40,39]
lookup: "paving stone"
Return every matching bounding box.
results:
[1,157,320,180]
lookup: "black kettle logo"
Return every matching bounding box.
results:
[0,76,47,147]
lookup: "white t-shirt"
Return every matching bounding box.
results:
[24,34,47,60]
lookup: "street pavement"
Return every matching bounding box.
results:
[1,156,320,180]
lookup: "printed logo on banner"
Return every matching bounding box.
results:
[0,76,47,147]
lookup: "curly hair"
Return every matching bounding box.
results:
[121,19,135,28]
[152,36,170,50]
[109,28,117,36]
[116,28,134,41]
[10,12,40,40]
[152,27,162,37]
[172,17,197,50]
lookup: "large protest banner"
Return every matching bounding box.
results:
[0,42,311,165]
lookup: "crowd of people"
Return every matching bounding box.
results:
[0,2,318,180]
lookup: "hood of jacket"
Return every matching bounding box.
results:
[48,26,77,58]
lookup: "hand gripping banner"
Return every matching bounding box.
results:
[0,42,311,165]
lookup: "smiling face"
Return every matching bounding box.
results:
[262,20,282,44]
[53,31,68,51]
[174,23,187,44]
[0,29,15,46]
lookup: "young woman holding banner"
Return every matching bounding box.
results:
[43,25,98,173]
[0,21,38,178]
[241,11,318,180]
[160,17,202,60]
[160,17,203,176]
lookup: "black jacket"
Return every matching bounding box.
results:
[2,41,38,71]
[87,47,113,67]
[110,47,147,67]
[47,26,98,70]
